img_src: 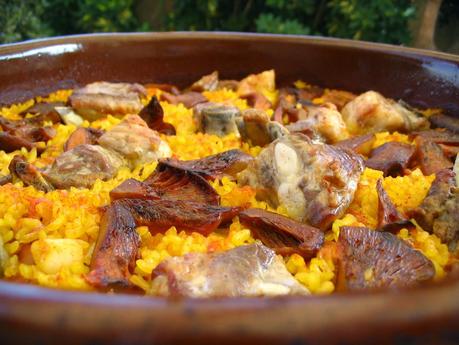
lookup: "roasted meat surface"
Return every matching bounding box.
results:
[86,202,140,288]
[429,114,459,134]
[409,169,459,252]
[238,134,364,229]
[413,137,453,175]
[97,115,171,168]
[138,96,176,135]
[44,144,125,189]
[160,91,207,108]
[239,208,324,258]
[63,127,104,151]
[337,226,435,291]
[341,91,428,135]
[9,155,54,192]
[69,82,147,119]
[153,243,309,297]
[190,71,219,92]
[20,102,65,124]
[366,142,416,176]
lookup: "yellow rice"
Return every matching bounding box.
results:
[0,86,453,295]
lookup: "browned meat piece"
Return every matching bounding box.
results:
[138,96,175,135]
[97,115,171,168]
[116,198,242,236]
[319,89,356,110]
[44,144,125,189]
[145,83,180,95]
[0,116,56,147]
[366,142,416,177]
[112,162,219,205]
[153,243,309,297]
[160,91,207,108]
[411,129,459,146]
[239,109,289,146]
[86,202,140,288]
[0,132,35,153]
[337,226,435,291]
[63,127,104,151]
[238,134,364,230]
[439,144,459,160]
[0,174,12,185]
[9,155,54,192]
[190,71,219,92]
[238,208,324,258]
[285,121,322,141]
[335,133,375,156]
[341,91,429,135]
[413,137,453,175]
[289,104,349,143]
[273,86,321,124]
[20,102,64,124]
[409,169,459,251]
[149,149,253,181]
[376,179,411,232]
[21,126,56,143]
[193,102,241,137]
[429,114,459,134]
[217,80,239,91]
[240,92,272,111]
[69,82,147,119]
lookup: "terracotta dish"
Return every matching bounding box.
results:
[0,32,458,345]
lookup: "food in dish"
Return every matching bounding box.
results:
[0,70,457,297]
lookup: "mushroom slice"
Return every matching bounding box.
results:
[366,142,416,177]
[376,179,411,232]
[146,149,254,181]
[86,202,139,288]
[153,243,309,297]
[239,208,324,258]
[337,226,435,291]
[116,198,243,236]
[138,96,176,135]
[413,137,453,176]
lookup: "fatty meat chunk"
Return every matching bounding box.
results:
[341,91,428,135]
[98,115,171,168]
[152,243,309,297]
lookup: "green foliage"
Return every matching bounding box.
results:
[326,0,416,44]
[0,0,417,46]
[0,0,53,44]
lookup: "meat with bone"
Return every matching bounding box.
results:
[152,243,309,297]
[337,226,435,291]
[86,202,140,288]
[69,82,147,119]
[341,91,429,135]
[97,115,171,168]
[365,142,416,177]
[239,208,324,259]
[286,103,349,144]
[193,102,241,137]
[44,144,125,189]
[238,134,364,229]
[409,169,459,252]
[238,108,289,146]
[138,96,176,135]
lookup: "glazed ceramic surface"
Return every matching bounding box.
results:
[0,32,458,345]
